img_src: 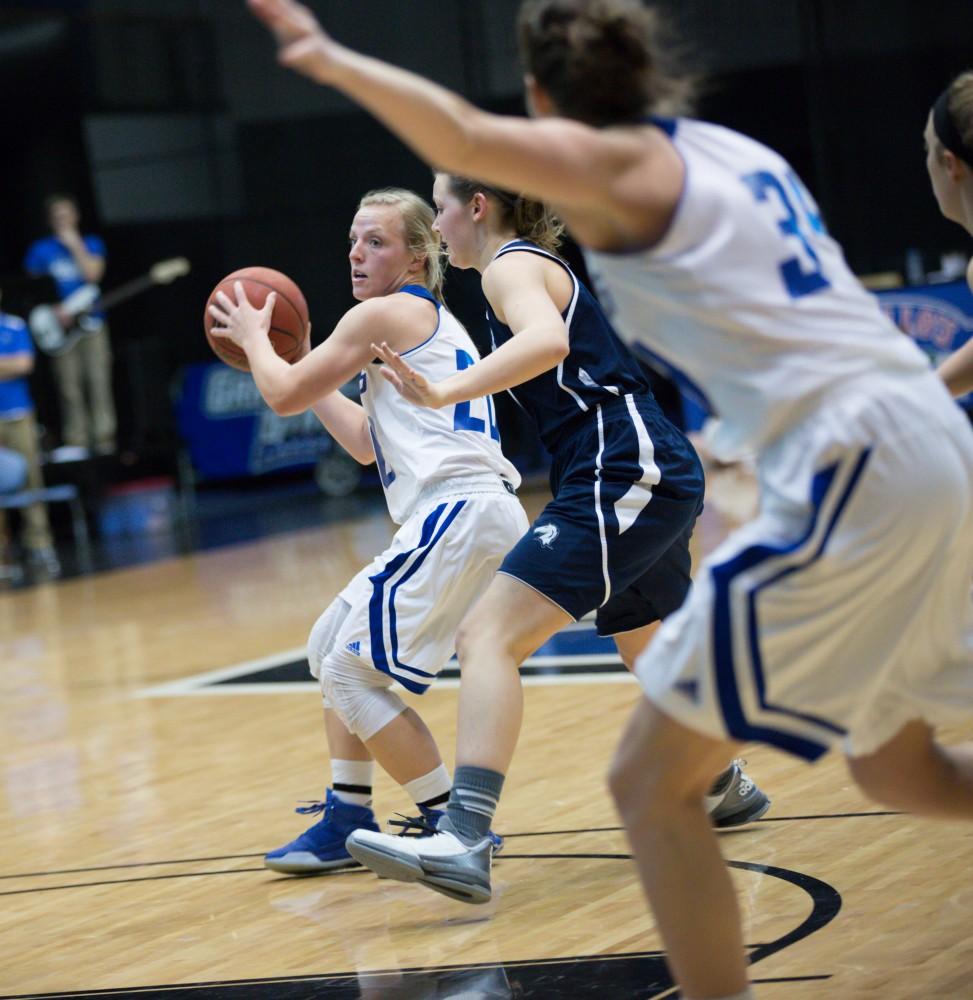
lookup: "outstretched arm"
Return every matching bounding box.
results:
[374,253,568,408]
[937,339,973,398]
[247,0,671,232]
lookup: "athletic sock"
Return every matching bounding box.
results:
[331,759,374,808]
[445,765,504,844]
[402,764,451,811]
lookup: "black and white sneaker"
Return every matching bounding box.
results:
[706,759,771,828]
[346,815,494,904]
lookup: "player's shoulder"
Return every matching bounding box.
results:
[346,289,438,345]
[484,246,557,292]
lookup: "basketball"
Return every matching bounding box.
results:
[204,266,309,371]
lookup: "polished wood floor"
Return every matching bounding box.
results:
[1,472,971,999]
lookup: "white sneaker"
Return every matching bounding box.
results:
[346,820,494,904]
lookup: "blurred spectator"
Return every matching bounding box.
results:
[24,194,116,454]
[0,294,60,579]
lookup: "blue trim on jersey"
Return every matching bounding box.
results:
[649,114,678,137]
[398,284,442,358]
[399,284,438,305]
[388,500,466,690]
[710,449,871,760]
[367,500,465,694]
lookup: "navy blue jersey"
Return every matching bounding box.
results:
[485,240,654,452]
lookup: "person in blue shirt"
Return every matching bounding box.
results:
[24,194,116,453]
[0,293,60,579]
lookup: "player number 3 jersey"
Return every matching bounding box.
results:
[359,285,519,523]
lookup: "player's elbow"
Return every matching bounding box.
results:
[266,391,304,418]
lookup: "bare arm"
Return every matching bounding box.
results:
[0,353,34,379]
[937,339,973,398]
[309,392,375,465]
[208,282,432,417]
[247,0,679,239]
[375,254,568,408]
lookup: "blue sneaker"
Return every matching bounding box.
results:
[388,805,504,856]
[264,788,379,874]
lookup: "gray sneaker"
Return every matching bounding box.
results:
[706,760,770,828]
[346,816,494,904]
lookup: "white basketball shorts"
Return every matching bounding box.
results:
[321,477,528,694]
[637,371,973,760]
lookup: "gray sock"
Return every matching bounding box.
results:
[444,765,504,844]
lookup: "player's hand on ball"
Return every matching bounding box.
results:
[372,341,447,409]
[248,0,340,84]
[208,281,276,352]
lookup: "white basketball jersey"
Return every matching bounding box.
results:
[359,288,520,523]
[584,118,931,460]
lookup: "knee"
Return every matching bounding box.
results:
[455,609,538,668]
[319,656,405,741]
[608,736,682,827]
[456,613,508,663]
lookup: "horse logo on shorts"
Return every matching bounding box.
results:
[533,524,559,548]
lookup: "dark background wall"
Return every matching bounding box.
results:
[0,0,970,460]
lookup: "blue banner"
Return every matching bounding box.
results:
[174,362,340,480]
[875,278,973,409]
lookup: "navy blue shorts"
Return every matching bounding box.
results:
[499,394,704,635]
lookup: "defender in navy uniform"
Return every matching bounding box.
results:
[349,175,769,898]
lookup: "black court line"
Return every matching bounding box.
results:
[211,658,626,685]
[0,811,902,883]
[0,858,838,998]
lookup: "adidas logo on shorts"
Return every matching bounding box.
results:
[345,641,361,656]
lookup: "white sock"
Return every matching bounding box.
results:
[402,764,451,811]
[331,759,374,808]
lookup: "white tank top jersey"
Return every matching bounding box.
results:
[584,117,931,461]
[358,285,519,524]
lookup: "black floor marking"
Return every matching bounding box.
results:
[0,810,902,884]
[0,853,838,998]
[211,658,626,686]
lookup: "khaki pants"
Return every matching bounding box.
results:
[51,324,116,450]
[0,411,53,552]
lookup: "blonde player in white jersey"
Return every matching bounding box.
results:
[926,70,973,396]
[208,187,526,874]
[249,1,973,997]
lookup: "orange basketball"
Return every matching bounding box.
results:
[204,266,309,372]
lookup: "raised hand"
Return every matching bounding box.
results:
[208,281,277,351]
[371,341,447,409]
[247,0,341,83]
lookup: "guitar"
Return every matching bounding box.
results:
[28,257,190,356]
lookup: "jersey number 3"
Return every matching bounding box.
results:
[743,170,830,299]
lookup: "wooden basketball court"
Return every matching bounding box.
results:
[2,477,971,999]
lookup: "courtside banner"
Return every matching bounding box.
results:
[875,278,973,410]
[174,362,338,479]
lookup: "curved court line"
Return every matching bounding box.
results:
[0,854,839,999]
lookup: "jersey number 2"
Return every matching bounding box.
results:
[743,170,830,299]
[453,350,500,441]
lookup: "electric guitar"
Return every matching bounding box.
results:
[28,257,190,356]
